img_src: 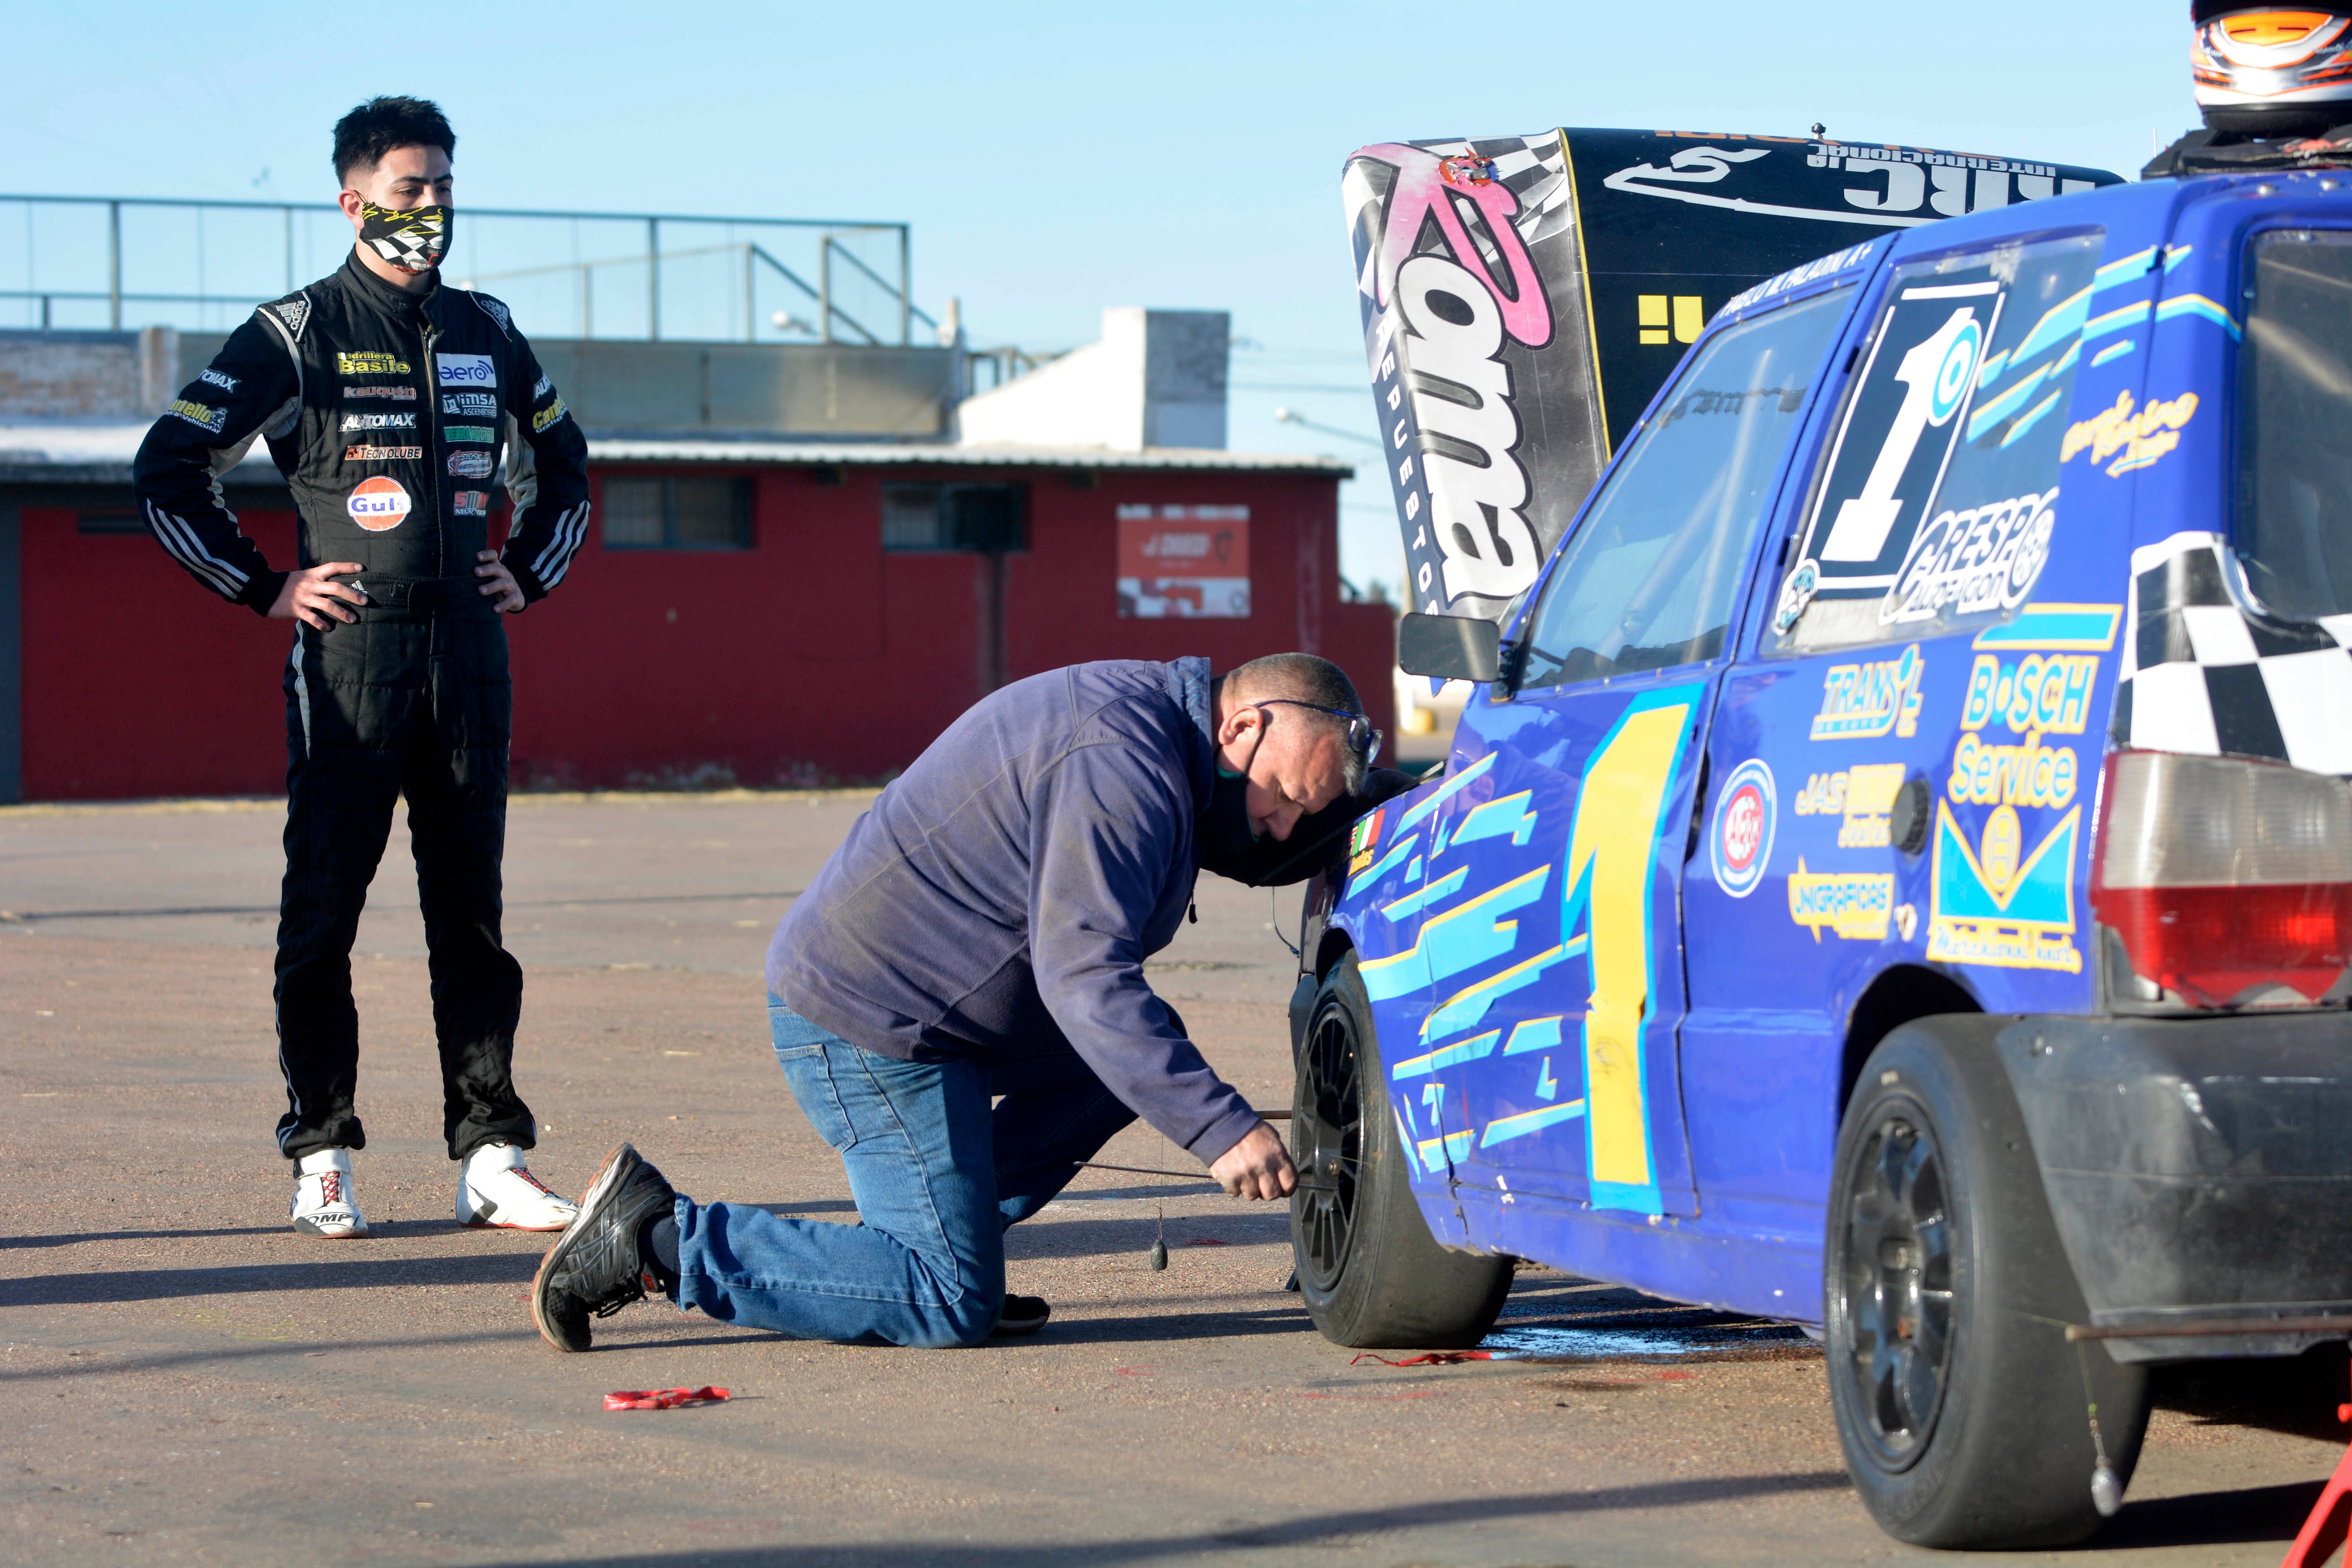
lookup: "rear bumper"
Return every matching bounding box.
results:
[1994,1011,2352,1361]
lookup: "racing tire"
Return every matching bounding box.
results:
[1825,1016,2148,1549]
[1288,951,1512,1348]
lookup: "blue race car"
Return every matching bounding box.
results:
[1289,159,2352,1549]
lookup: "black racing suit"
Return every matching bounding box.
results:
[132,252,591,1162]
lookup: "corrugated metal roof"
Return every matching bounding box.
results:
[0,421,1355,484]
[587,438,1351,473]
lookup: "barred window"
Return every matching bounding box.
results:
[881,483,1027,551]
[602,476,752,550]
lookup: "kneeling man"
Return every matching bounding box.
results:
[530,653,1386,1349]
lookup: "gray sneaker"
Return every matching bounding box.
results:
[529,1143,675,1352]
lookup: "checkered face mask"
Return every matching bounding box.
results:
[357,203,452,274]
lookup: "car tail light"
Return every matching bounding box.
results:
[2092,749,2352,1007]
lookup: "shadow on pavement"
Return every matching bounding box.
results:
[465,1472,1856,1567]
[0,1328,540,1381]
[1039,1304,1311,1345]
[2152,1343,2352,1444]
[2095,1479,2326,1550]
[0,1226,288,1249]
[583,1302,1320,1353]
[0,1250,542,1307]
[1004,1216,1288,1262]
[2,888,803,921]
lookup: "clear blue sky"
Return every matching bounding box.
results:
[9,2,2194,589]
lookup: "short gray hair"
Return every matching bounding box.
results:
[1221,653,1369,792]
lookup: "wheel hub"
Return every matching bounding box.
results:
[1839,1108,1955,1468]
[1293,1000,1363,1293]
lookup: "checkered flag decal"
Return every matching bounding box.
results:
[1414,134,1578,265]
[1470,132,1576,250]
[2115,530,2352,774]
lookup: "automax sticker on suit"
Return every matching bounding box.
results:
[436,354,496,388]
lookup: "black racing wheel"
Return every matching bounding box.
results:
[1825,1016,2149,1548]
[1289,951,1512,1348]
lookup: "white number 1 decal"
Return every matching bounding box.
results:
[1820,306,1983,564]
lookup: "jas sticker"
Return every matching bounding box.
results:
[338,351,410,376]
[1788,860,1895,941]
[1926,801,2081,972]
[1811,645,1924,740]
[347,476,412,531]
[532,396,569,433]
[1708,758,1776,898]
[453,489,490,516]
[199,367,238,393]
[340,412,415,430]
[447,450,494,479]
[437,353,496,387]
[345,444,422,461]
[442,391,495,417]
[1793,762,1906,848]
[167,398,225,434]
[444,425,496,444]
[345,384,416,401]
[2062,390,2198,478]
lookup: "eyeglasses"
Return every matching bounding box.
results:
[1251,700,1383,763]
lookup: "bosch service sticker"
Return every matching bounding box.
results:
[1709,758,1776,899]
[347,476,412,532]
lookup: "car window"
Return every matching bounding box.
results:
[1515,287,1846,691]
[2237,230,2352,619]
[1774,231,2103,652]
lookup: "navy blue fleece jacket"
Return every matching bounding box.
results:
[764,657,1261,1163]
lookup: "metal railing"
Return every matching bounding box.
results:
[961,344,1066,393]
[0,194,932,346]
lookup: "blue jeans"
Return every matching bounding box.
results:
[669,1000,1136,1347]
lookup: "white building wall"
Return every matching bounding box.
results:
[957,308,1226,451]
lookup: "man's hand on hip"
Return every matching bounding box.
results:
[476,549,525,613]
[1209,1121,1296,1201]
[270,562,367,629]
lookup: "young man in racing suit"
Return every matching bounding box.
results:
[131,96,590,1239]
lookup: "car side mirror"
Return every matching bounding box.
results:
[1398,612,1501,683]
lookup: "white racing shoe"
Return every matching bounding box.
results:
[457,1142,580,1232]
[290,1148,370,1238]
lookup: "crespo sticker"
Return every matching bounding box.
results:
[347,475,412,532]
[1709,758,1776,898]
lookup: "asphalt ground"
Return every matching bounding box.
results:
[3,790,2348,1567]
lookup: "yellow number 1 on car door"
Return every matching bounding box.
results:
[1561,687,1702,1214]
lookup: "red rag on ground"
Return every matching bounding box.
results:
[604,1386,731,1411]
[1350,1351,1494,1367]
